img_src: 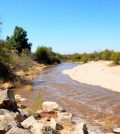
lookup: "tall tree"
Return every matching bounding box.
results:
[10,26,32,54]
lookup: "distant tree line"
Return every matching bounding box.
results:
[62,49,120,65]
[0,24,120,66]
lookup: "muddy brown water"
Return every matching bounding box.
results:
[17,63,120,133]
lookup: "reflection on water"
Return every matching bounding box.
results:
[19,63,120,132]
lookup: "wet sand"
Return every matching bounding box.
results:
[63,61,120,93]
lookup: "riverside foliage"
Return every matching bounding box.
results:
[62,49,120,65]
[0,25,61,82]
[34,46,61,64]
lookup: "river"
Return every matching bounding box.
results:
[19,63,120,132]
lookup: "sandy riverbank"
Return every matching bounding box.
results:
[63,61,120,93]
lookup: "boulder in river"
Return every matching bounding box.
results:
[113,128,120,133]
[41,101,59,112]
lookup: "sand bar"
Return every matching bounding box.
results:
[63,61,120,93]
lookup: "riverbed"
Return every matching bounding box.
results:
[18,63,120,132]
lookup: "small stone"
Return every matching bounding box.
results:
[30,121,43,134]
[33,112,41,119]
[16,113,26,122]
[0,109,5,115]
[15,94,26,103]
[42,101,59,112]
[42,126,56,134]
[18,104,27,109]
[113,128,120,133]
[21,115,37,129]
[56,123,64,130]
[57,112,72,122]
[18,108,30,117]
[72,122,87,134]
[40,117,57,130]
[6,127,32,134]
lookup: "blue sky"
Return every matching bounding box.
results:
[0,0,120,53]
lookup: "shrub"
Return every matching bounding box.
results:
[111,52,120,65]
[81,54,88,63]
[28,94,42,115]
[101,49,113,61]
[34,46,61,64]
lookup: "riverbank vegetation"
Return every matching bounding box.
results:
[0,26,33,84]
[0,25,61,85]
[34,46,61,64]
[62,49,120,65]
[0,22,120,86]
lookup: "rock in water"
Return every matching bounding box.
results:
[0,89,18,112]
[42,101,59,112]
[6,127,32,134]
[57,111,72,122]
[113,128,120,133]
[72,122,85,134]
[15,94,27,103]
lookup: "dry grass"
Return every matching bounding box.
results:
[24,84,34,91]
[28,94,42,115]
[15,80,22,88]
[28,68,35,75]
[101,116,120,132]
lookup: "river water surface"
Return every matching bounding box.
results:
[20,63,120,132]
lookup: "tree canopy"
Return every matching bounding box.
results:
[34,46,61,64]
[6,26,32,54]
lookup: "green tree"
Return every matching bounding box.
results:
[72,53,81,62]
[34,46,61,64]
[35,46,51,64]
[81,53,88,63]
[8,26,32,54]
[101,49,113,60]
[111,52,120,65]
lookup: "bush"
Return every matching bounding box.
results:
[0,62,16,82]
[101,49,113,60]
[34,46,61,64]
[71,53,81,62]
[61,49,120,64]
[81,54,88,63]
[111,52,120,65]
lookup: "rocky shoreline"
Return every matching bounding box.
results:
[0,88,120,134]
